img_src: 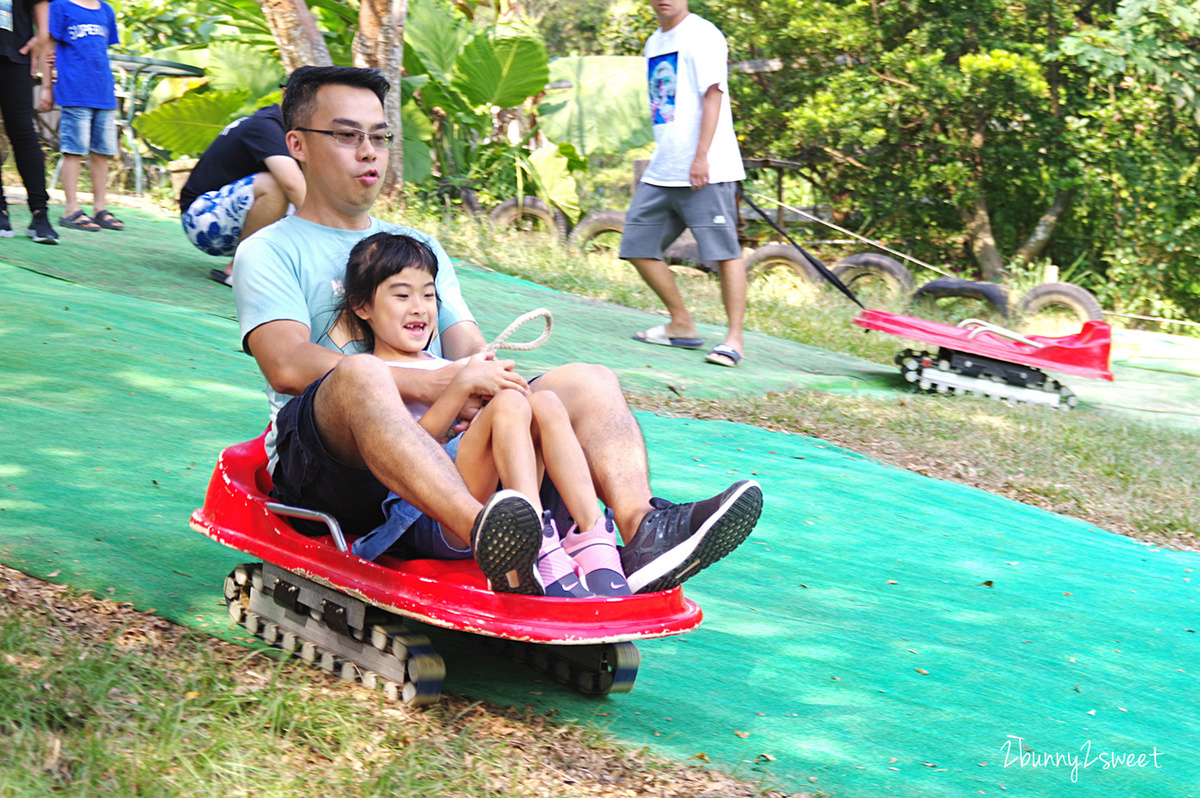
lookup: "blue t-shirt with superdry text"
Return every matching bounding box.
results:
[48,0,118,110]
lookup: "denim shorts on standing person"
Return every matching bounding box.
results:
[58,107,117,156]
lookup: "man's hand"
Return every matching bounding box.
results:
[689,152,710,190]
[19,34,53,78]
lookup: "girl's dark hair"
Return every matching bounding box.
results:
[340,232,439,353]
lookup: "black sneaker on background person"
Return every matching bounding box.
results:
[620,480,763,594]
[0,209,13,238]
[26,210,60,245]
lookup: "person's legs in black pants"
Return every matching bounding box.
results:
[0,57,52,221]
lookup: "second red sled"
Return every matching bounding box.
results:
[853,309,1114,408]
[190,434,704,705]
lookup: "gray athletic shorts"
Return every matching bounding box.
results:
[619,181,741,262]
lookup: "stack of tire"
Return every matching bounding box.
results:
[564,208,920,293]
[498,203,1106,325]
[910,277,1105,323]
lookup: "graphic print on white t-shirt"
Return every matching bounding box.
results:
[649,52,677,126]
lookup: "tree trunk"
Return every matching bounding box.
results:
[258,0,332,71]
[958,196,1007,282]
[354,0,408,201]
[1012,188,1075,267]
[955,118,1006,282]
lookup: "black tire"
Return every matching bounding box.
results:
[567,209,626,254]
[662,229,720,273]
[744,244,818,285]
[1017,281,1105,321]
[459,187,484,216]
[831,252,915,297]
[487,196,569,245]
[912,277,1010,318]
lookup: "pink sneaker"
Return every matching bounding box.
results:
[536,511,593,598]
[562,508,631,596]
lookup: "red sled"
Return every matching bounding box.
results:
[853,309,1113,408]
[190,434,703,705]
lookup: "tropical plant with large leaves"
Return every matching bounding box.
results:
[133,42,283,156]
[404,0,582,210]
[538,55,650,158]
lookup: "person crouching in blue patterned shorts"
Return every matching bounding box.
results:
[179,73,309,287]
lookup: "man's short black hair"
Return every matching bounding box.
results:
[282,66,390,131]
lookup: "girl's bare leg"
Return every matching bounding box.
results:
[453,389,543,515]
[529,392,600,530]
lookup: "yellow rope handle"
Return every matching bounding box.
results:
[483,308,553,353]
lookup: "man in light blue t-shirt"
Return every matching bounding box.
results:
[234,66,762,596]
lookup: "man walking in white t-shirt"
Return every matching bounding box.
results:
[621,0,747,367]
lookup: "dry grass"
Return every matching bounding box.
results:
[0,564,813,798]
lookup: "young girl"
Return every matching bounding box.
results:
[340,232,630,598]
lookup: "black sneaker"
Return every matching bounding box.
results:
[471,489,544,595]
[620,480,763,594]
[26,211,59,245]
[0,209,12,238]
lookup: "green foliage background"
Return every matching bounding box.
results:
[113,0,1200,324]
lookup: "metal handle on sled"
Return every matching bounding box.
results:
[957,318,1045,348]
[266,502,350,553]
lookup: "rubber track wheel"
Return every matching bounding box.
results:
[744,243,818,284]
[567,209,626,253]
[1017,281,1105,321]
[831,252,915,295]
[912,276,1010,318]
[487,196,569,245]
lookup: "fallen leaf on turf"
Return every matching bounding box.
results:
[886,580,898,585]
[979,580,993,587]
[915,668,929,675]
[889,758,898,764]
[735,730,749,738]
[1063,592,1073,596]
[692,753,710,762]
[808,776,818,782]
[1087,709,1096,715]
[756,753,775,762]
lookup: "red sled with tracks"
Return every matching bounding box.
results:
[190,434,703,706]
[853,309,1114,408]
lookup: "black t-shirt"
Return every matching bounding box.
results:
[179,104,291,212]
[0,0,42,65]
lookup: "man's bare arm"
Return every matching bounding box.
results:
[21,1,53,78]
[247,320,344,396]
[441,319,488,359]
[263,154,307,209]
[689,83,723,189]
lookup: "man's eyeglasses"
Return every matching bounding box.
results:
[294,127,394,149]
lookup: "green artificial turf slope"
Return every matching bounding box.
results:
[3,260,1198,797]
